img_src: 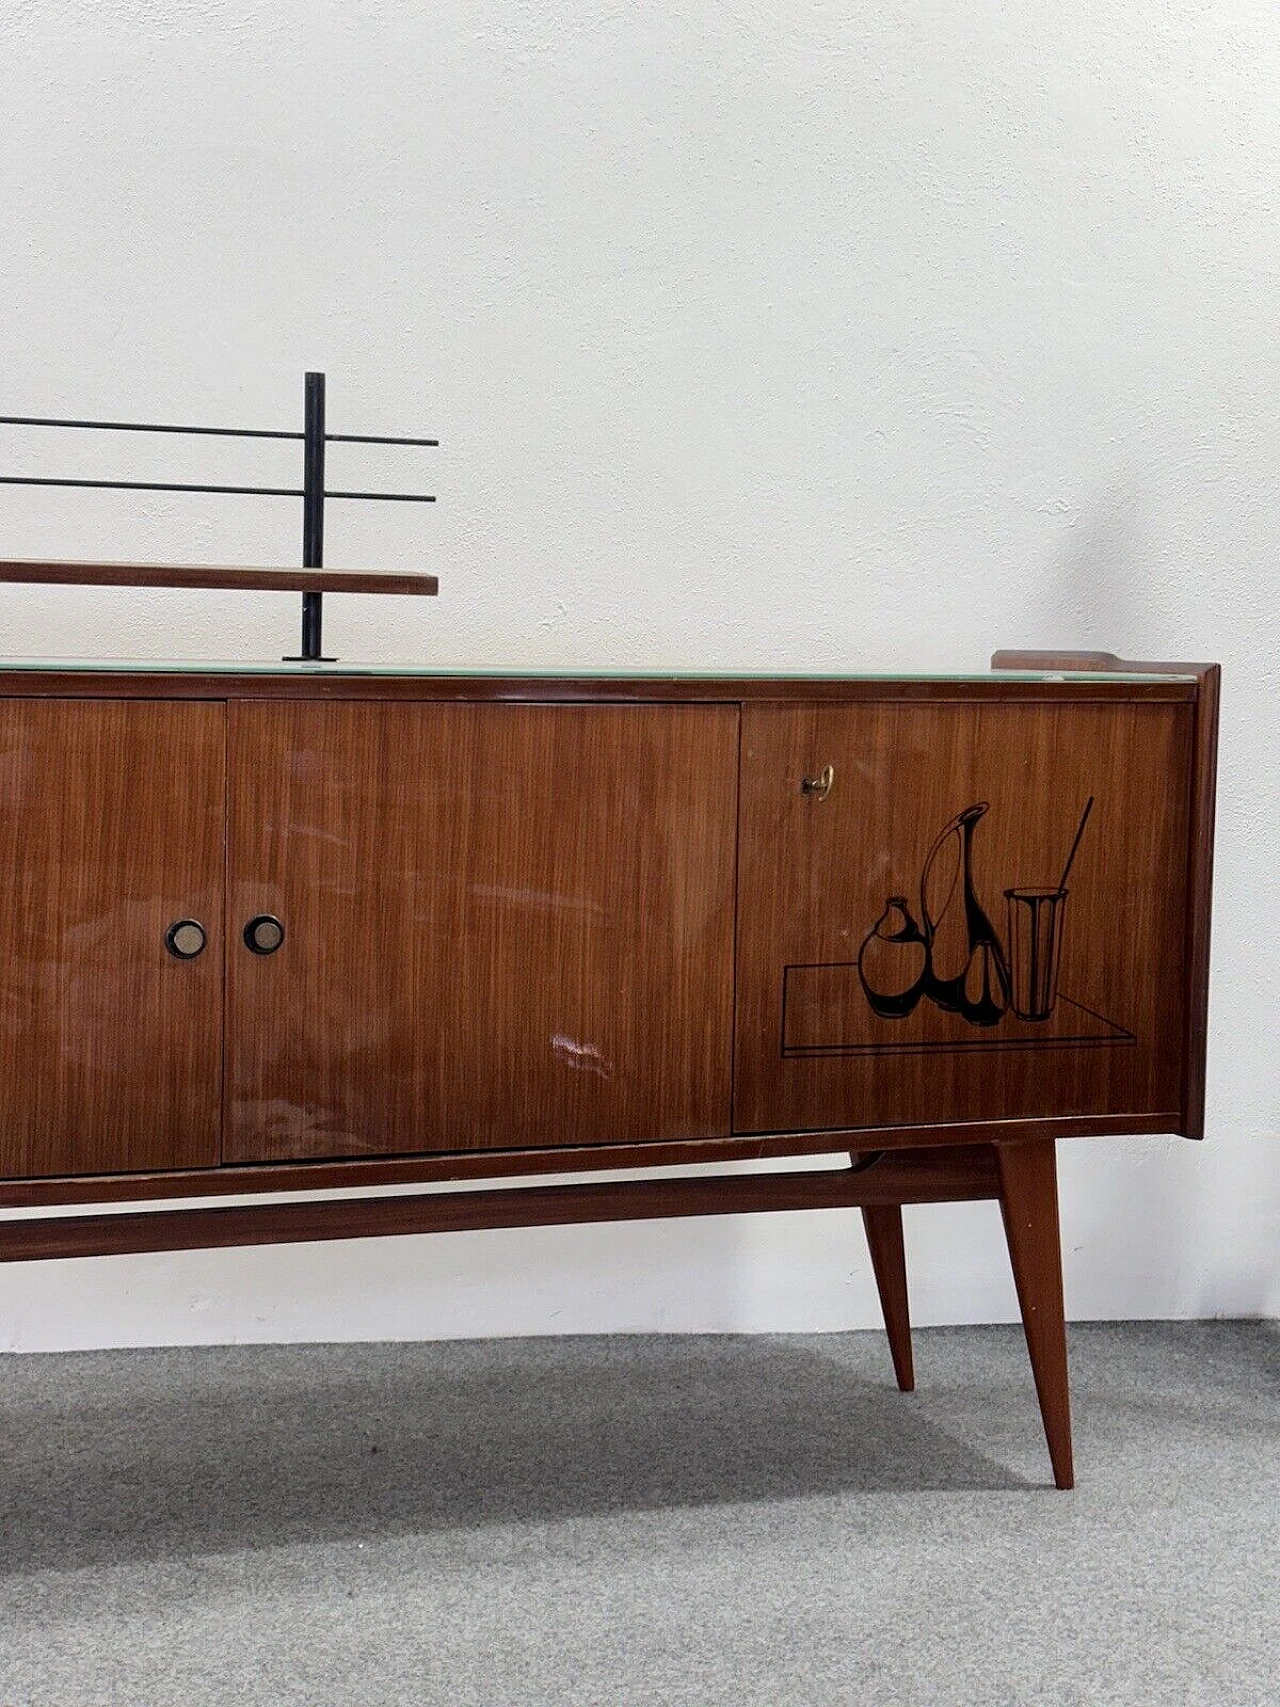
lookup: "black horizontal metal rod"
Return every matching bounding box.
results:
[0,477,436,502]
[0,476,303,497]
[326,433,439,447]
[0,414,301,440]
[0,418,439,448]
[327,489,436,502]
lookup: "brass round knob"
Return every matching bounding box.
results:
[244,914,285,956]
[165,920,207,960]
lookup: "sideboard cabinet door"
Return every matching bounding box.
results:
[0,700,226,1179]
[734,699,1194,1136]
[226,703,738,1162]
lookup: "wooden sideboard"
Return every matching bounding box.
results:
[0,652,1219,1489]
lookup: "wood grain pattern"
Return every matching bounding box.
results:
[0,700,224,1179]
[224,702,738,1162]
[0,1145,999,1262]
[0,559,438,595]
[0,671,1212,1188]
[734,699,1194,1136]
[995,1140,1074,1490]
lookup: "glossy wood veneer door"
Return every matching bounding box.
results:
[226,702,738,1161]
[734,699,1194,1136]
[0,700,225,1179]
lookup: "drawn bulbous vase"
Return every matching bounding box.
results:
[857,896,928,1018]
[919,802,1011,1027]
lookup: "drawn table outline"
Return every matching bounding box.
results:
[782,961,1136,1058]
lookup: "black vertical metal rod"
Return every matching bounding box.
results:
[298,371,327,660]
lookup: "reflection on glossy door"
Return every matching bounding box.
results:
[226,702,738,1161]
[0,700,225,1179]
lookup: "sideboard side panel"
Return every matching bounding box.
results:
[1180,664,1219,1137]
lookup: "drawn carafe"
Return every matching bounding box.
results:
[920,802,1011,1027]
[857,896,928,1019]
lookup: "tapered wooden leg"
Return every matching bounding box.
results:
[995,1140,1074,1490]
[861,1203,914,1392]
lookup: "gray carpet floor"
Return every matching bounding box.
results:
[0,1322,1276,1706]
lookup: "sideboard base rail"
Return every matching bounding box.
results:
[0,1144,997,1263]
[0,1113,1182,1211]
[1,1139,1074,1489]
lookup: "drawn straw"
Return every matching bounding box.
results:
[1056,796,1094,893]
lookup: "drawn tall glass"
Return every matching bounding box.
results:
[1004,887,1068,1021]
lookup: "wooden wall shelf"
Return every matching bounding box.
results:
[0,558,438,597]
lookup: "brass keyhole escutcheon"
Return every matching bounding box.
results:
[165,919,207,959]
[800,764,834,801]
[244,914,285,956]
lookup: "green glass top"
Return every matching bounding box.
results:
[0,660,1195,682]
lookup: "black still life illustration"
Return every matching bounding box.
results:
[779,795,1134,1060]
[858,797,1091,1028]
[859,802,1014,1025]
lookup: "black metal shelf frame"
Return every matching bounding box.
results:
[0,372,437,661]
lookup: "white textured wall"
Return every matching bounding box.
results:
[0,2,1276,1350]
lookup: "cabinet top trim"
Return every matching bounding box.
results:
[0,669,1200,703]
